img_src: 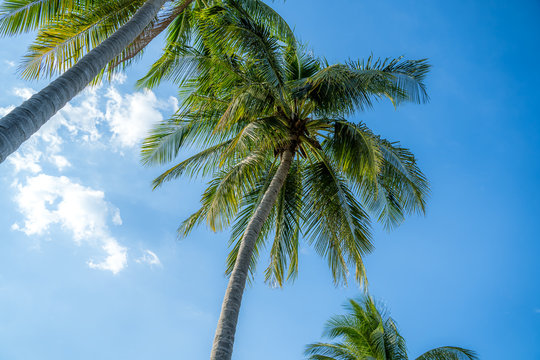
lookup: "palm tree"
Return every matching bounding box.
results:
[142,2,430,359]
[0,0,291,163]
[306,296,478,360]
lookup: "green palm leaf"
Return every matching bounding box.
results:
[20,0,145,79]
[264,159,303,286]
[303,156,372,286]
[0,0,91,35]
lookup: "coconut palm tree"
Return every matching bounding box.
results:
[0,0,291,163]
[306,296,478,360]
[141,2,430,359]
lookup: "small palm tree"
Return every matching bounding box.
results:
[306,296,478,360]
[141,2,430,359]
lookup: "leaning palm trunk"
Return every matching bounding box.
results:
[210,149,294,360]
[0,0,194,164]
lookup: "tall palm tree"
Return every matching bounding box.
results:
[306,296,478,360]
[0,0,291,163]
[141,2,430,359]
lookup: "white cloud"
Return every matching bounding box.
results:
[0,105,14,117]
[4,60,15,68]
[169,96,179,112]
[110,73,127,85]
[4,82,176,274]
[9,148,42,174]
[5,84,172,169]
[13,87,35,100]
[87,238,127,274]
[104,88,164,148]
[11,174,126,274]
[49,155,71,170]
[57,87,104,142]
[135,249,162,267]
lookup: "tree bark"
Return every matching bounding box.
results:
[0,0,194,164]
[210,149,294,360]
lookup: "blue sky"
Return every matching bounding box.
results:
[0,0,539,359]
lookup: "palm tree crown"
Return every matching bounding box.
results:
[143,0,430,286]
[306,296,478,360]
[142,2,430,358]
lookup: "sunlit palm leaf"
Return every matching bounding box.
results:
[304,56,430,116]
[20,0,145,79]
[0,0,90,35]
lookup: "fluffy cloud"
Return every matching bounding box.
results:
[9,149,42,174]
[13,87,35,100]
[136,250,162,267]
[9,82,174,160]
[88,239,128,274]
[5,80,175,274]
[0,105,14,116]
[12,174,127,274]
[8,87,103,172]
[105,88,165,148]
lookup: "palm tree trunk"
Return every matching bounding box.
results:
[210,149,294,360]
[0,0,194,164]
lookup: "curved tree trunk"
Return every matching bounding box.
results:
[210,149,294,360]
[0,0,194,164]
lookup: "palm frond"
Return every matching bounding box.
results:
[0,0,90,35]
[109,0,196,72]
[415,347,478,360]
[302,155,372,286]
[19,0,144,79]
[324,120,382,184]
[284,43,320,82]
[306,296,476,360]
[234,0,295,44]
[150,140,234,188]
[197,1,286,88]
[141,104,251,166]
[264,159,303,287]
[302,56,430,116]
[137,44,206,88]
[370,139,429,229]
[347,55,430,105]
[305,342,357,360]
[177,150,271,237]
